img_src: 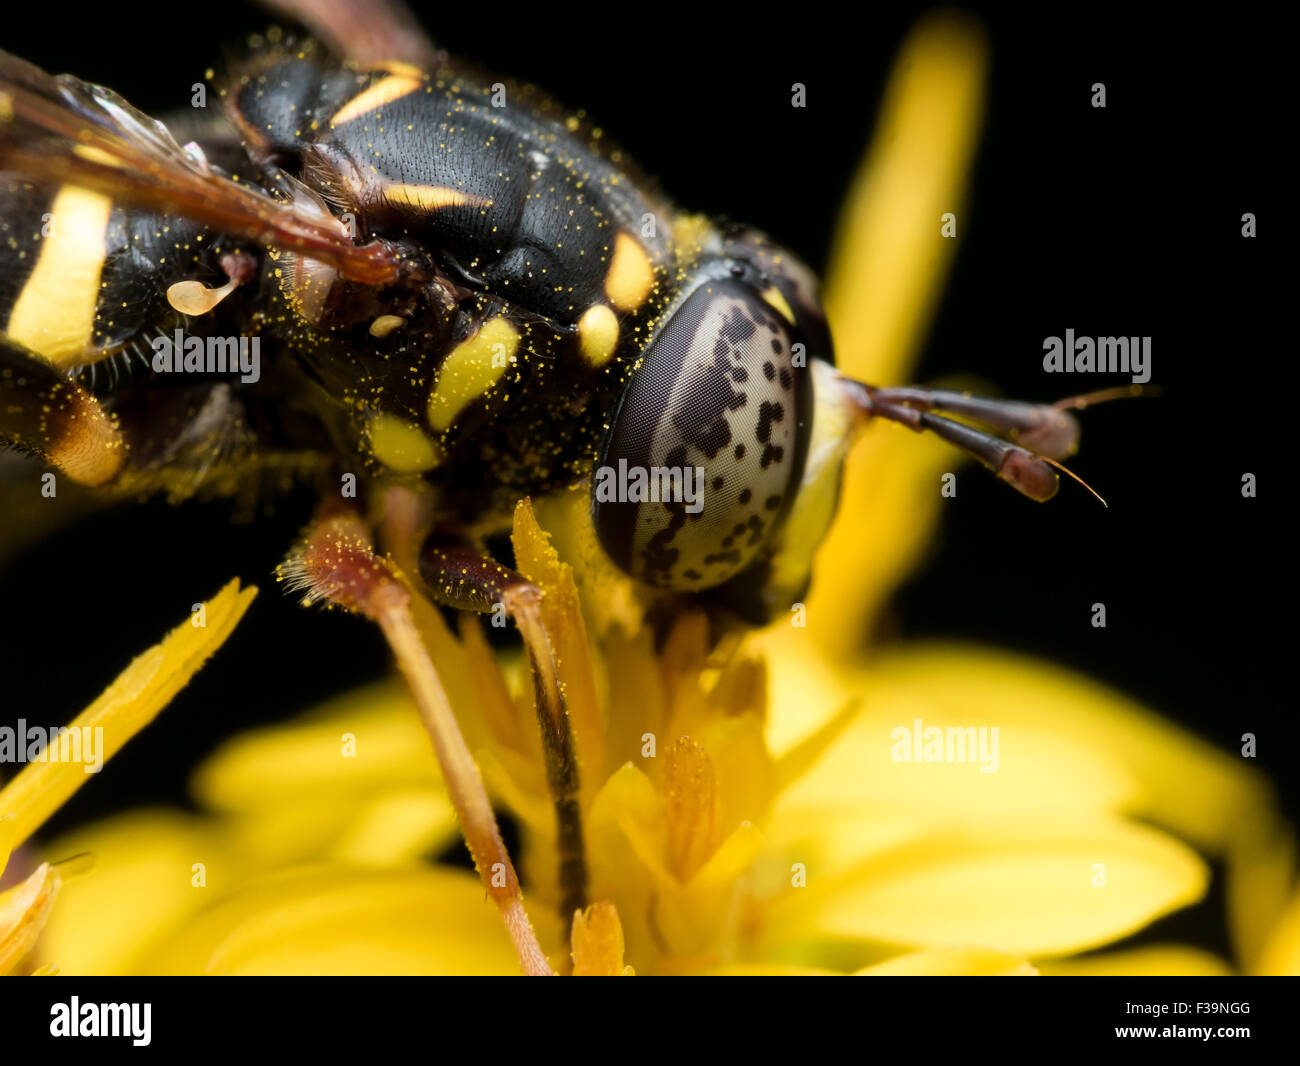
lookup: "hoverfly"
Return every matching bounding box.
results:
[0,0,1108,971]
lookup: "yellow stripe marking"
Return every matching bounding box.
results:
[578,304,619,366]
[427,318,519,432]
[383,183,492,212]
[331,74,423,126]
[368,413,443,473]
[605,232,654,311]
[762,285,796,325]
[7,186,112,367]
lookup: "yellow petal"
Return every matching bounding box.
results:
[0,862,60,975]
[770,816,1207,957]
[191,679,438,811]
[689,962,839,976]
[37,811,236,976]
[0,580,256,847]
[823,12,988,386]
[765,635,1138,824]
[326,787,458,865]
[844,645,1272,853]
[1038,945,1233,977]
[809,13,988,651]
[130,865,554,976]
[1227,812,1297,972]
[1252,881,1300,976]
[858,946,1036,976]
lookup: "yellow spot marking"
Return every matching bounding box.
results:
[427,318,518,431]
[331,74,423,126]
[578,304,619,366]
[604,232,653,311]
[7,186,112,367]
[762,285,796,325]
[383,183,493,211]
[368,413,443,473]
[369,314,405,338]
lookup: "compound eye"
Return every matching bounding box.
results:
[593,280,812,591]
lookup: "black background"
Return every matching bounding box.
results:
[0,2,1289,957]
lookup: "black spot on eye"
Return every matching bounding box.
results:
[734,443,746,460]
[762,362,775,381]
[712,476,724,491]
[730,365,748,383]
[770,338,782,355]
[756,400,785,444]
[764,494,781,511]
[745,514,765,546]
[738,488,752,504]
[760,443,784,469]
[779,368,793,391]
[683,568,702,581]
[732,521,746,536]
[722,535,734,548]
[713,337,729,360]
[721,309,756,344]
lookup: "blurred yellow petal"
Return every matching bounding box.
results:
[810,13,988,651]
[849,645,1272,853]
[130,865,552,975]
[0,862,59,975]
[0,580,255,847]
[764,633,1138,822]
[1227,812,1297,972]
[690,962,839,976]
[326,787,458,865]
[769,817,1206,957]
[823,12,987,386]
[191,679,436,812]
[1039,945,1233,977]
[38,811,236,976]
[858,946,1036,976]
[1252,881,1300,976]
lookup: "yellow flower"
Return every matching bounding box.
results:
[0,581,255,975]
[25,14,1297,977]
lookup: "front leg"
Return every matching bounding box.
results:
[418,537,589,933]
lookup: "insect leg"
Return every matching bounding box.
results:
[418,537,588,934]
[0,337,123,486]
[278,510,554,974]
